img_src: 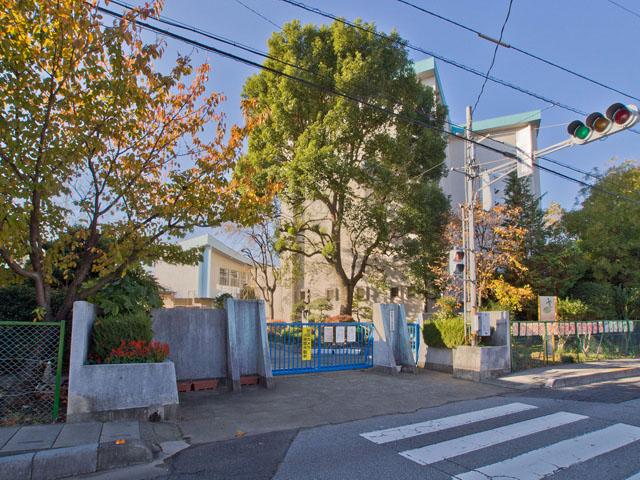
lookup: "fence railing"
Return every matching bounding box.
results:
[0,321,65,424]
[267,322,373,375]
[510,320,640,371]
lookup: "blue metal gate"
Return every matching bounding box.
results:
[267,322,374,375]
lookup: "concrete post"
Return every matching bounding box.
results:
[224,298,242,392]
[372,303,398,374]
[395,304,416,373]
[68,301,97,418]
[256,300,274,389]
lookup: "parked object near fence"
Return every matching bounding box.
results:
[152,299,273,392]
[0,321,65,424]
[511,319,640,371]
[373,304,416,374]
[267,321,373,375]
[67,302,179,423]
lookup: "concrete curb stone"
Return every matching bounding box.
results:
[0,439,154,480]
[0,452,33,480]
[32,444,98,480]
[544,366,640,388]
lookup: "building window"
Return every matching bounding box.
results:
[390,286,399,299]
[355,287,365,300]
[240,272,248,286]
[219,268,229,286]
[299,290,307,302]
[230,270,239,287]
[335,288,339,301]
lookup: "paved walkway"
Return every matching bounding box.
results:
[178,368,508,444]
[494,359,640,389]
[0,420,184,480]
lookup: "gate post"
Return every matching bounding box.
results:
[225,298,242,392]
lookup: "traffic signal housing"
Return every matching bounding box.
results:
[449,248,465,277]
[567,103,638,144]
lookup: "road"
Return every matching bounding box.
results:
[81,376,640,480]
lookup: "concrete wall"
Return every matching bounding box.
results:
[67,302,179,423]
[152,308,227,381]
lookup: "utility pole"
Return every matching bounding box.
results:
[463,105,478,345]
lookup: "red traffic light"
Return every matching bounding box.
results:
[606,103,632,125]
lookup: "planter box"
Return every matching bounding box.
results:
[452,345,510,382]
[68,302,179,423]
[424,346,453,373]
[67,361,179,423]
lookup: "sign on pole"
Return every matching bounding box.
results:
[301,327,313,361]
[538,296,557,322]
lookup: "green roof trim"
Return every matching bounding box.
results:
[412,57,448,115]
[472,109,542,132]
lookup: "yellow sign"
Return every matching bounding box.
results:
[301,327,313,361]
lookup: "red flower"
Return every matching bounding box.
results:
[103,339,170,364]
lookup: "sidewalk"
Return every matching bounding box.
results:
[492,358,640,389]
[0,420,184,480]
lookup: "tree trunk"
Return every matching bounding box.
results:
[339,281,355,316]
[268,298,275,320]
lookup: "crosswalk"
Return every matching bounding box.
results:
[360,402,640,479]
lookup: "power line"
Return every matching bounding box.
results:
[233,0,281,29]
[95,4,640,207]
[472,0,514,114]
[607,0,640,20]
[398,0,640,103]
[280,0,640,138]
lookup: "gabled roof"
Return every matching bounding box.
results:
[179,233,253,266]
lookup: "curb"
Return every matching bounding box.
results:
[544,366,640,389]
[0,440,153,480]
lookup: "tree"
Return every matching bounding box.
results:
[395,181,450,309]
[0,1,267,320]
[238,20,448,314]
[241,219,282,319]
[564,162,640,317]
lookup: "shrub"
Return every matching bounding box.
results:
[91,311,153,361]
[213,293,233,309]
[89,269,162,317]
[308,298,332,322]
[558,298,589,321]
[423,316,465,349]
[104,339,169,364]
[0,284,65,322]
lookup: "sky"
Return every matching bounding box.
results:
[109,0,640,212]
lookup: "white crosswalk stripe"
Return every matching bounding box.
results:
[455,423,640,480]
[360,402,537,444]
[360,403,640,479]
[399,411,586,466]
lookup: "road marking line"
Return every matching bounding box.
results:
[360,403,537,445]
[455,423,640,480]
[400,412,586,466]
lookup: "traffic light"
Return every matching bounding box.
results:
[567,103,638,144]
[448,248,465,277]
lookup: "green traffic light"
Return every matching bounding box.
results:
[575,124,591,140]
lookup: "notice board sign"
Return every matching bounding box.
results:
[538,296,557,322]
[301,327,313,361]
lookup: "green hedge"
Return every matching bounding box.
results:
[91,311,153,360]
[0,285,65,322]
[423,316,465,349]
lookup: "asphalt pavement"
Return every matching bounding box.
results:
[78,376,640,480]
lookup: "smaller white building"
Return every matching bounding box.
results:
[153,234,254,308]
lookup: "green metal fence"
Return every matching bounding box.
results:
[0,321,66,424]
[510,320,640,371]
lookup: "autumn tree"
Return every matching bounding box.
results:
[241,219,282,320]
[0,1,267,320]
[238,20,447,314]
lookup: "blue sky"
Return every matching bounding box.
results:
[116,0,639,210]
